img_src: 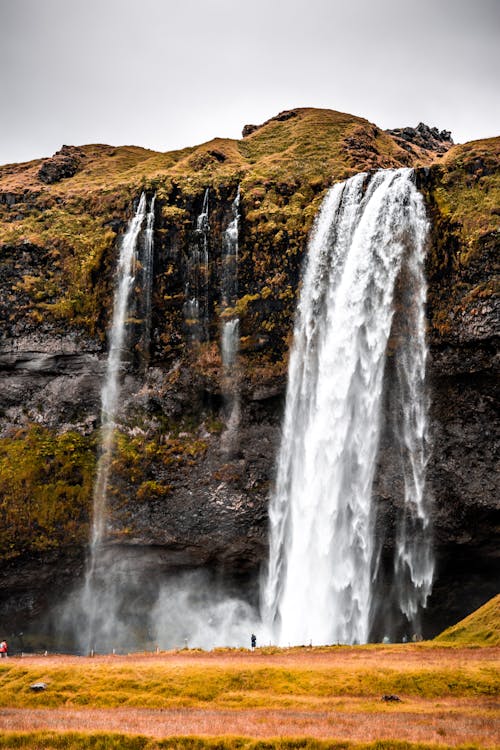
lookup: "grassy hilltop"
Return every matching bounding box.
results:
[0,108,497,341]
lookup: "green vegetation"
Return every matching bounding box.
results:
[0,733,486,750]
[0,425,95,559]
[420,137,500,339]
[108,424,207,511]
[0,656,497,710]
[436,138,500,254]
[0,108,415,339]
[1,109,497,356]
[435,595,500,646]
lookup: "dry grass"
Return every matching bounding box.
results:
[0,702,498,746]
[435,595,500,647]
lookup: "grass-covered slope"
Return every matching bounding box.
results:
[0,647,498,709]
[1,108,497,348]
[435,594,500,646]
[420,136,500,343]
[0,108,422,336]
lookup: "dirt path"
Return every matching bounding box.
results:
[1,703,498,746]
[8,644,499,669]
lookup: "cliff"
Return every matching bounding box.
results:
[0,108,498,645]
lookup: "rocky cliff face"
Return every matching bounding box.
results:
[0,109,498,647]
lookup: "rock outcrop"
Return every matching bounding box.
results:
[38,145,83,184]
[386,122,453,156]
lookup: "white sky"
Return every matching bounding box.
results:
[1,0,498,165]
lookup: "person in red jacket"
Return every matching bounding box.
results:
[0,640,7,658]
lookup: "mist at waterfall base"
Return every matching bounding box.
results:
[58,561,262,653]
[58,170,433,653]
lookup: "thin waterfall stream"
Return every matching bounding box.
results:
[141,194,156,359]
[221,187,241,450]
[79,192,155,652]
[185,188,210,342]
[262,168,434,646]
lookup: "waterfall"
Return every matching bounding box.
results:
[80,192,154,652]
[262,168,433,646]
[221,188,241,448]
[141,194,156,359]
[392,207,433,630]
[91,192,147,546]
[185,188,210,341]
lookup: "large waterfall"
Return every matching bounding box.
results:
[262,168,433,646]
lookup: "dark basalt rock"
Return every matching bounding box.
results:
[38,145,82,184]
[242,109,298,138]
[242,124,258,138]
[386,123,453,155]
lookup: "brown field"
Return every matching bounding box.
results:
[0,645,498,747]
[0,703,499,746]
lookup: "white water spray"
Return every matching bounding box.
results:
[262,168,433,646]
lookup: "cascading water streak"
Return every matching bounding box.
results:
[185,189,210,341]
[141,194,156,359]
[92,192,147,545]
[80,192,153,651]
[392,198,433,628]
[262,168,433,646]
[221,188,241,448]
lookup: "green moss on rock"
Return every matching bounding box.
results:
[0,426,95,560]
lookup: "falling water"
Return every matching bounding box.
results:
[185,188,210,341]
[91,192,147,546]
[262,168,433,646]
[141,194,156,359]
[392,210,433,631]
[81,192,152,651]
[221,188,241,447]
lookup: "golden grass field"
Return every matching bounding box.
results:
[0,643,498,749]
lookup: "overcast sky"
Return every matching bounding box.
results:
[1,0,498,165]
